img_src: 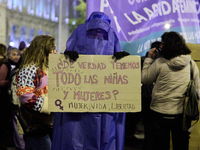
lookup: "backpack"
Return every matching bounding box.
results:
[183,61,199,131]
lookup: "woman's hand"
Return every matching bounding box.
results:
[148,48,157,59]
[64,51,79,61]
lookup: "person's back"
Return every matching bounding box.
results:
[142,41,161,150]
[142,31,200,150]
[150,56,192,114]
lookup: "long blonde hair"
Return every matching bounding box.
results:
[19,35,55,70]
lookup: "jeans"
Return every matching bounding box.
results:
[150,110,190,150]
[25,134,51,150]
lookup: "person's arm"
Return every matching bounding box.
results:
[16,67,49,113]
[111,30,130,60]
[141,48,159,84]
[0,64,9,86]
[64,28,79,61]
[113,31,122,53]
[65,28,77,52]
[192,60,200,105]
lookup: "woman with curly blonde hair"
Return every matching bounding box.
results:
[18,35,55,71]
[16,35,56,150]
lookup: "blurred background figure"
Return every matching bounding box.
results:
[7,47,25,150]
[0,44,7,67]
[0,43,8,150]
[141,41,161,150]
[18,41,27,55]
[0,46,20,150]
[7,48,21,68]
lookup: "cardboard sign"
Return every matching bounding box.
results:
[48,54,141,112]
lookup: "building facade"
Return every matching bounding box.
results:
[0,0,80,53]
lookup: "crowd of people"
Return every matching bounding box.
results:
[0,11,199,150]
[0,42,24,150]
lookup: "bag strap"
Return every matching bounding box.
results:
[187,61,199,132]
[185,61,193,97]
[190,61,193,80]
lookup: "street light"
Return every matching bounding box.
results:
[164,23,171,29]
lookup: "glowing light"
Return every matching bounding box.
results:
[72,21,76,25]
[65,18,69,24]
[31,10,34,14]
[164,23,171,29]
[9,42,14,46]
[54,17,58,22]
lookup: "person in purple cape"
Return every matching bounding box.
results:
[51,12,129,150]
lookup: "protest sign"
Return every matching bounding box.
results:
[48,54,141,112]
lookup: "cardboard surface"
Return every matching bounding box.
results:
[48,54,141,112]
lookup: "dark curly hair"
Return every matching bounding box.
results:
[151,41,161,49]
[160,31,191,60]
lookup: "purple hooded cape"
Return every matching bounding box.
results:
[51,12,125,150]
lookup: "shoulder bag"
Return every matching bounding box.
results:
[183,61,199,131]
[15,105,54,137]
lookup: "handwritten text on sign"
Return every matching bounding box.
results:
[48,55,141,112]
